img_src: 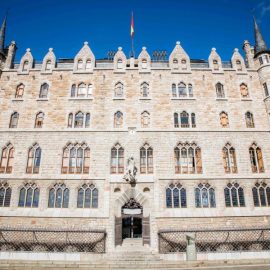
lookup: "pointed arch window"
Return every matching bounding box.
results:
[111,143,124,174]
[174,112,196,128]
[74,112,84,128]
[114,111,123,128]
[174,113,179,128]
[85,113,90,128]
[48,183,69,208]
[68,113,73,128]
[195,183,216,208]
[240,83,249,98]
[191,113,196,128]
[78,83,86,97]
[77,183,98,208]
[0,143,14,174]
[140,143,153,174]
[213,59,219,70]
[141,82,149,97]
[0,182,11,207]
[172,84,177,97]
[224,183,245,207]
[252,182,270,207]
[26,144,41,174]
[249,143,264,173]
[220,111,229,127]
[15,84,24,98]
[71,84,76,97]
[114,82,124,97]
[141,111,150,128]
[178,82,187,97]
[18,183,39,208]
[45,60,52,71]
[39,83,49,99]
[180,111,189,128]
[188,84,193,97]
[166,183,187,208]
[61,143,90,174]
[22,60,29,72]
[245,112,254,128]
[236,60,242,71]
[9,112,19,128]
[181,59,187,70]
[117,59,123,69]
[35,112,44,128]
[174,142,202,174]
[222,143,237,173]
[216,83,225,98]
[77,59,83,70]
[86,59,91,70]
[172,58,178,69]
[87,84,93,97]
[141,59,147,69]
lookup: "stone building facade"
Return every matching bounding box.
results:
[0,16,270,254]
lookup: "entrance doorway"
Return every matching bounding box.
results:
[122,216,142,239]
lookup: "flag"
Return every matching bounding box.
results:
[131,12,134,38]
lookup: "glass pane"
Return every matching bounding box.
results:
[209,188,216,207]
[238,187,245,207]
[48,189,55,208]
[266,187,270,206]
[224,188,231,207]
[63,188,69,208]
[252,187,259,206]
[33,189,39,207]
[0,188,4,206]
[180,188,187,207]
[55,188,62,208]
[173,188,180,207]
[77,188,84,208]
[166,188,172,208]
[92,188,98,208]
[84,188,91,208]
[4,188,11,207]
[201,188,209,207]
[259,187,266,206]
[195,188,201,207]
[25,188,33,207]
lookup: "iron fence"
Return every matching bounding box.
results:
[158,228,270,253]
[0,227,106,253]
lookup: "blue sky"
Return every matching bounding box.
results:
[1,0,270,62]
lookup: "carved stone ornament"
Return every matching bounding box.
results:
[123,157,137,186]
[122,198,142,209]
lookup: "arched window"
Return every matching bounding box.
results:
[180,111,189,128]
[222,143,237,173]
[236,60,242,71]
[114,82,124,97]
[224,183,245,207]
[86,59,91,70]
[173,58,178,69]
[71,84,76,97]
[26,143,41,174]
[77,83,86,97]
[240,83,249,98]
[77,183,98,208]
[39,83,49,99]
[87,84,93,97]
[117,59,123,69]
[140,143,153,174]
[245,112,254,128]
[35,112,44,128]
[181,59,187,70]
[216,83,225,98]
[252,182,270,207]
[0,182,11,207]
[174,142,202,174]
[188,84,193,97]
[141,111,150,128]
[0,143,14,174]
[68,113,73,128]
[191,113,196,128]
[174,113,179,128]
[178,82,187,97]
[9,112,19,128]
[74,111,84,128]
[166,183,187,208]
[61,143,90,174]
[48,183,69,208]
[77,59,83,70]
[22,60,29,72]
[85,113,90,128]
[45,60,52,71]
[141,82,149,97]
[111,143,124,174]
[18,183,39,208]
[172,84,177,97]
[15,84,24,98]
[220,111,229,127]
[114,111,123,128]
[213,59,219,70]
[249,143,264,173]
[142,59,147,69]
[195,183,216,208]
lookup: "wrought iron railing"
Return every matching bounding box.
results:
[0,227,106,253]
[158,228,270,253]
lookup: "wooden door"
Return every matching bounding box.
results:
[142,216,150,245]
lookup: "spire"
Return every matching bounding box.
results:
[0,15,7,54]
[253,16,268,56]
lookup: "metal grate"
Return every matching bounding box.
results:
[0,227,106,253]
[159,228,270,253]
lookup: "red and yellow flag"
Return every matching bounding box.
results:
[131,12,134,38]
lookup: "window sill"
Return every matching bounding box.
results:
[68,97,93,101]
[139,97,152,100]
[241,98,252,101]
[216,98,228,101]
[40,71,53,75]
[12,98,24,101]
[114,71,126,74]
[113,97,125,100]
[171,97,196,100]
[36,98,49,101]
[73,70,93,74]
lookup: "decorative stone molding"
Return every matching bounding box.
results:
[231,48,247,73]
[138,47,151,72]
[18,48,33,74]
[113,47,126,72]
[208,48,223,73]
[41,48,56,73]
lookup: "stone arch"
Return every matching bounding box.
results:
[114,187,150,217]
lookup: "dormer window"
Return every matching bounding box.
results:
[142,59,147,69]
[86,59,91,70]
[181,59,187,70]
[117,59,123,69]
[22,61,29,72]
[77,60,83,70]
[45,60,52,71]
[173,58,178,69]
[213,60,219,70]
[236,60,242,71]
